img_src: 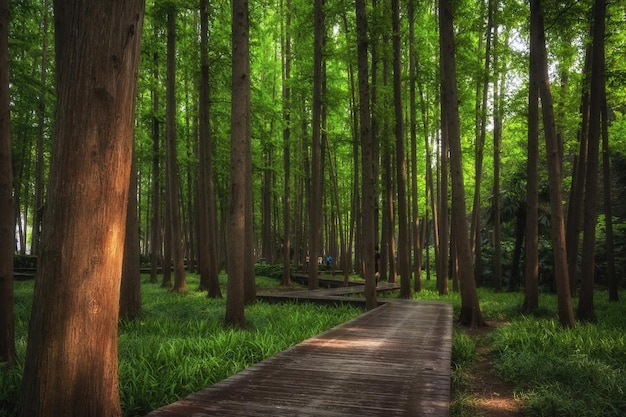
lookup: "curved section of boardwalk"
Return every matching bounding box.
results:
[146,301,453,416]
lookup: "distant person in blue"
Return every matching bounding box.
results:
[326,254,333,271]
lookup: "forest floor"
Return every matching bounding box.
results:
[457,320,526,417]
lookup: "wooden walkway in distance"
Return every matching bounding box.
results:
[146,299,453,416]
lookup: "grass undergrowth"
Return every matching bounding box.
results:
[3,273,626,417]
[3,274,362,417]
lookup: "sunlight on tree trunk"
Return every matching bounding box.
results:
[18,2,144,414]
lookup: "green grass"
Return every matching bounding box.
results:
[3,273,626,417]
[2,274,363,417]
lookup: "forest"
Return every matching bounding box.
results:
[1,0,626,415]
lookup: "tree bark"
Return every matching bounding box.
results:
[440,0,485,327]
[530,0,575,328]
[198,0,222,298]
[166,7,187,293]
[225,0,250,328]
[356,0,377,310]
[149,25,161,285]
[392,0,411,299]
[565,44,592,296]
[0,0,15,365]
[281,0,292,286]
[577,0,605,322]
[19,2,144,415]
[408,0,422,293]
[309,0,324,290]
[471,0,493,287]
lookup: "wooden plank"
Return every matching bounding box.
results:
[146,301,453,417]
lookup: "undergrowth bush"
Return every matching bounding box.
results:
[490,312,626,417]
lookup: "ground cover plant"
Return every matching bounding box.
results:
[2,272,625,417]
[2,274,363,417]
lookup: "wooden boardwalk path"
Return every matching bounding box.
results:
[146,300,453,416]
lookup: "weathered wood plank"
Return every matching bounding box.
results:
[146,301,452,416]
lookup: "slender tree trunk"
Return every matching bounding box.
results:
[198,0,222,298]
[408,0,422,293]
[566,44,592,296]
[440,0,485,327]
[492,22,502,292]
[392,0,411,299]
[530,0,575,328]
[309,0,324,290]
[19,2,144,414]
[225,0,250,328]
[602,90,617,302]
[281,0,292,286]
[243,41,256,306]
[356,0,377,310]
[471,0,493,287]
[437,87,449,295]
[166,7,186,293]
[120,153,141,320]
[0,0,15,365]
[578,0,605,322]
[150,27,161,285]
[523,8,540,312]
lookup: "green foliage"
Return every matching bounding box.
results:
[489,303,626,417]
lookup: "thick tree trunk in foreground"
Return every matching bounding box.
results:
[19,2,144,415]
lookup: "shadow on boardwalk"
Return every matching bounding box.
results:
[146,281,453,417]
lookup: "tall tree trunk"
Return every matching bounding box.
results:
[198,0,222,298]
[225,0,250,328]
[471,0,493,287]
[392,0,411,299]
[492,22,502,292]
[440,0,485,327]
[437,87,449,295]
[523,9,540,312]
[356,0,377,310]
[309,0,324,290]
[602,89,617,302]
[408,0,422,293]
[149,26,161,285]
[530,0,575,328]
[0,0,15,365]
[281,0,292,286]
[243,39,256,306]
[166,7,186,293]
[19,2,144,414]
[577,0,605,322]
[566,44,592,296]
